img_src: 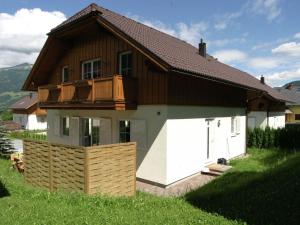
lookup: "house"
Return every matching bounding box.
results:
[247,76,287,129]
[276,84,300,124]
[22,4,287,187]
[9,93,47,130]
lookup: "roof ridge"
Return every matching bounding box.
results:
[95,4,202,51]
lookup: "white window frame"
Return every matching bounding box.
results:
[231,116,241,136]
[62,66,69,83]
[81,58,102,80]
[118,51,132,76]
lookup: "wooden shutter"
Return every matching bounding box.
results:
[130,120,147,151]
[100,118,112,145]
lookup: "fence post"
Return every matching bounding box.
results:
[49,144,53,191]
[84,148,90,194]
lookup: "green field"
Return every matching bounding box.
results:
[0,148,299,224]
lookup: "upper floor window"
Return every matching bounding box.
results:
[62,66,69,83]
[119,51,132,76]
[82,59,101,80]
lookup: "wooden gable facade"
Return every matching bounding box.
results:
[27,16,250,110]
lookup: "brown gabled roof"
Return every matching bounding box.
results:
[9,93,37,110]
[26,3,288,102]
[275,88,300,106]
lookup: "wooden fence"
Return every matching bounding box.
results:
[24,140,136,196]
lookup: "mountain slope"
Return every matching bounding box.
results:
[0,63,32,112]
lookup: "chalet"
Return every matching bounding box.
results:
[276,84,300,124]
[247,76,286,129]
[22,4,287,187]
[10,93,47,130]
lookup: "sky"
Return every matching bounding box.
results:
[0,0,300,87]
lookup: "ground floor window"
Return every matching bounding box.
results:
[82,118,100,147]
[62,117,69,136]
[295,114,300,120]
[231,116,241,136]
[119,120,130,143]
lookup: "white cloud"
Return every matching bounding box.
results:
[294,32,300,39]
[265,68,300,86]
[127,14,207,46]
[0,8,66,67]
[212,49,247,64]
[250,0,281,21]
[209,38,246,47]
[272,42,300,57]
[248,57,281,69]
[214,11,242,31]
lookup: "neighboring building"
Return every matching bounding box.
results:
[10,93,47,130]
[247,76,286,129]
[276,84,300,124]
[22,4,287,187]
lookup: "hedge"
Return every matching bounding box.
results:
[247,126,300,151]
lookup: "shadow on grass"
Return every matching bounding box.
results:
[0,180,10,198]
[185,154,300,225]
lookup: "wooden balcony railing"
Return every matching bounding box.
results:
[38,75,137,110]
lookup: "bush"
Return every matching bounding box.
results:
[247,126,300,151]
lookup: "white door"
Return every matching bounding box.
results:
[205,119,215,164]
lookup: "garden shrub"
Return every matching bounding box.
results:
[247,125,300,151]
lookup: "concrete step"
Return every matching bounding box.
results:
[201,170,223,177]
[207,163,232,173]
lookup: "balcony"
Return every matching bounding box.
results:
[38,75,137,110]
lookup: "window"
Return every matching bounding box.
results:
[82,59,101,80]
[119,120,130,143]
[295,114,300,120]
[231,117,241,136]
[119,52,132,76]
[62,66,69,82]
[62,117,69,136]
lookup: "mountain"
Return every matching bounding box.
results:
[0,63,32,112]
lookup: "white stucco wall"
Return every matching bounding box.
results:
[247,111,285,129]
[13,114,47,130]
[47,106,168,185]
[47,105,246,186]
[268,112,285,129]
[165,106,246,184]
[247,111,268,129]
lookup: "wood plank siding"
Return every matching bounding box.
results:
[37,23,250,109]
[167,73,247,107]
[45,28,168,107]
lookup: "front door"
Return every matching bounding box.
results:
[205,119,215,164]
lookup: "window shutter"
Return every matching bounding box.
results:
[100,118,112,145]
[130,120,147,150]
[70,117,79,145]
[54,115,61,136]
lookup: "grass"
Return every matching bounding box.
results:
[0,162,237,224]
[9,130,47,141]
[186,148,300,225]
[0,148,299,224]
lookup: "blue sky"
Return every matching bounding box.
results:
[1,0,300,86]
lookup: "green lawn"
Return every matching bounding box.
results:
[0,149,299,225]
[186,149,300,225]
